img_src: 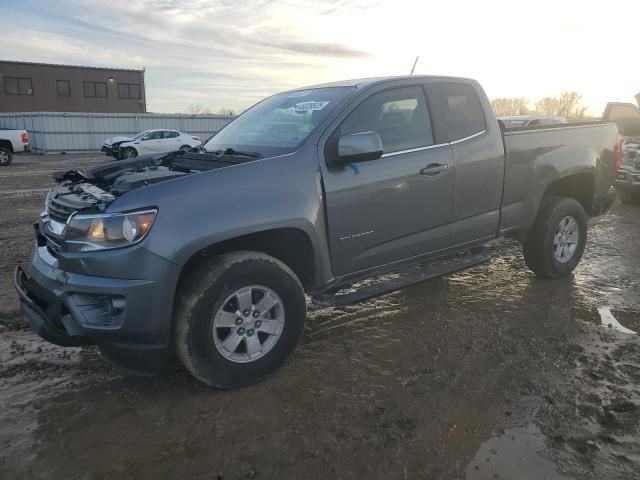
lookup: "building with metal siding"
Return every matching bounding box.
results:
[0,60,146,113]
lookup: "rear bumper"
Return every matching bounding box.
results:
[15,243,181,351]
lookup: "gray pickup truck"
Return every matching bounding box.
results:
[15,76,620,388]
[604,102,640,203]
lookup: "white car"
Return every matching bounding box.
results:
[102,129,202,160]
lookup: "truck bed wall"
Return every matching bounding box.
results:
[499,122,618,234]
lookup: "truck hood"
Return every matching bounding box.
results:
[46,151,263,220]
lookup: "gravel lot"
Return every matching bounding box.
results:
[1,153,639,479]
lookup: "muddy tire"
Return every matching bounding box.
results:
[0,147,12,166]
[617,189,640,204]
[523,196,587,279]
[174,251,306,388]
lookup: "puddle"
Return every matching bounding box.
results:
[465,424,572,480]
[598,307,636,335]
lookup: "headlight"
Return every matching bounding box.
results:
[63,209,157,252]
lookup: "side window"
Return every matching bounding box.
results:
[432,83,486,141]
[340,86,434,154]
[143,131,163,140]
[163,131,179,139]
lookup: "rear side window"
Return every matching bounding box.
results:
[340,86,434,154]
[432,83,486,141]
[163,131,179,138]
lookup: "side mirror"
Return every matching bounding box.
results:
[336,131,383,165]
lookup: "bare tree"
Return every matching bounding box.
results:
[535,97,560,116]
[557,91,587,118]
[535,92,586,118]
[216,108,237,116]
[490,97,530,116]
[186,104,212,115]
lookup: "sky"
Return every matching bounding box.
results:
[0,0,638,115]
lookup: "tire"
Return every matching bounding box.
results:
[617,188,640,204]
[122,147,137,159]
[174,251,306,388]
[179,144,191,151]
[523,196,588,279]
[0,147,12,166]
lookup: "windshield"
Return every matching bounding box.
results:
[133,130,151,140]
[204,86,354,156]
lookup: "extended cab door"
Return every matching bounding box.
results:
[320,84,454,277]
[427,82,505,246]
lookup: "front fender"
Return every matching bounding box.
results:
[108,144,334,286]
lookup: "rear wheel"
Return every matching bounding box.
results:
[174,251,306,388]
[179,144,191,152]
[0,147,12,166]
[523,196,588,279]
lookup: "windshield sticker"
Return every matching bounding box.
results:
[288,90,311,98]
[294,101,329,112]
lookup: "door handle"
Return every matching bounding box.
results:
[420,163,449,176]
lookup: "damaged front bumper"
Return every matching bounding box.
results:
[14,240,181,351]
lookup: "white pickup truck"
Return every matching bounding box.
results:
[0,129,30,166]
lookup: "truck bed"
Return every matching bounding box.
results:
[499,122,618,235]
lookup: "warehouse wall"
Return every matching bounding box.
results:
[0,112,235,152]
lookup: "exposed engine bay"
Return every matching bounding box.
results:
[47,151,259,220]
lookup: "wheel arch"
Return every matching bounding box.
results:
[0,139,13,152]
[174,227,318,296]
[541,172,596,214]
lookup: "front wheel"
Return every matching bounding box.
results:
[523,196,587,279]
[174,251,306,388]
[121,147,137,159]
[0,147,12,166]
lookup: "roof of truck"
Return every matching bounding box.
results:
[290,75,476,91]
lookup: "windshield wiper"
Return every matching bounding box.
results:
[212,148,263,159]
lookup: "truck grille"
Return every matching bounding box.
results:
[47,194,77,223]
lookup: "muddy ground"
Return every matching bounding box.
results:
[0,153,639,480]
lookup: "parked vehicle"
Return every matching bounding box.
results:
[498,115,567,128]
[102,129,201,159]
[0,128,30,166]
[603,102,640,203]
[15,75,620,388]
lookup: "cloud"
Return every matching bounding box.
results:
[1,0,637,115]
